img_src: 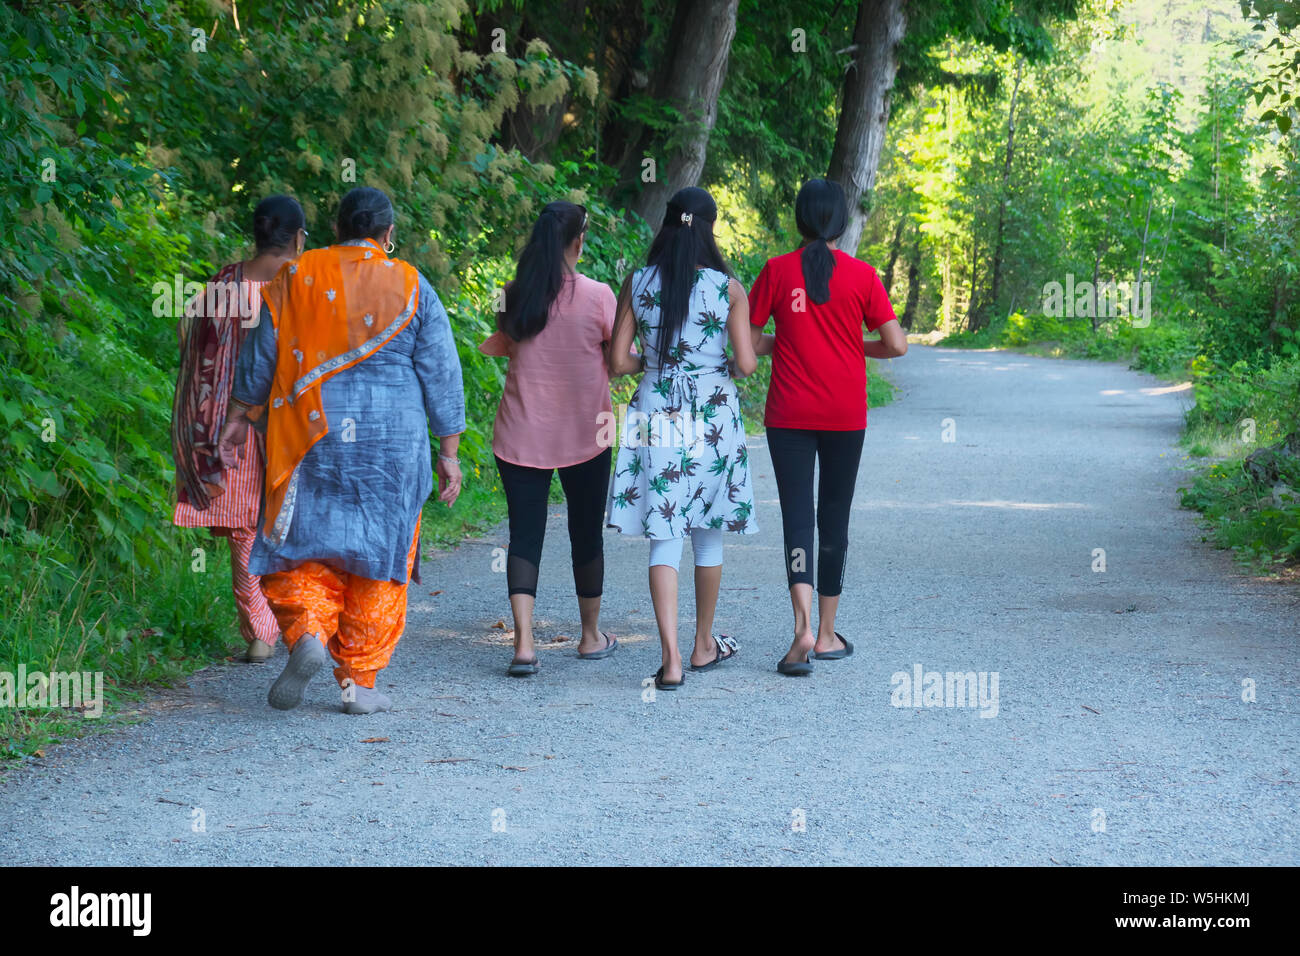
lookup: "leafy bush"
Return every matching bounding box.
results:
[1180,462,1300,567]
[1188,354,1300,441]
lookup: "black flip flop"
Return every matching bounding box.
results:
[776,652,813,677]
[653,665,684,691]
[507,655,539,677]
[578,632,618,660]
[690,634,738,671]
[812,632,854,661]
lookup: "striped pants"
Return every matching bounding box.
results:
[225,527,281,647]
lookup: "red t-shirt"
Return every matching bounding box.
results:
[748,248,897,430]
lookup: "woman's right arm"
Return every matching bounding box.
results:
[747,262,775,356]
[607,274,642,377]
[727,278,757,378]
[230,302,277,409]
[861,267,907,359]
[480,279,515,356]
[864,319,908,358]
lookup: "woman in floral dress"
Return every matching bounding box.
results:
[606,186,759,690]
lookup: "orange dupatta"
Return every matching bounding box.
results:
[257,238,419,545]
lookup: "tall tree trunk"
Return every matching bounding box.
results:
[1135,189,1154,293]
[598,0,654,174]
[882,215,906,297]
[826,0,907,257]
[485,0,589,161]
[1149,199,1176,304]
[965,236,979,331]
[623,0,739,231]
[901,235,922,330]
[1090,246,1102,333]
[987,58,1022,320]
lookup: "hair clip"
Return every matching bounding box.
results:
[680,212,693,226]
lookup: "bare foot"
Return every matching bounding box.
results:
[783,629,815,665]
[813,631,847,655]
[576,630,608,656]
[513,635,536,664]
[690,636,717,668]
[658,656,684,683]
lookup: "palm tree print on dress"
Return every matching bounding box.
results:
[606,266,758,541]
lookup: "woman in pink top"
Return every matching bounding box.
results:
[480,201,618,676]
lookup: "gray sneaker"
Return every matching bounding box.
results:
[342,684,392,715]
[268,636,327,710]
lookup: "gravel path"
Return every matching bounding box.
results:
[2,345,1296,865]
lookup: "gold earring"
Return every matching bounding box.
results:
[384,238,396,254]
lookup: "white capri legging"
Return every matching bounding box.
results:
[648,528,725,571]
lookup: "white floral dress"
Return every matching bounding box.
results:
[606,266,758,539]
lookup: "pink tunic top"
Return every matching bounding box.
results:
[483,273,616,469]
[172,430,262,530]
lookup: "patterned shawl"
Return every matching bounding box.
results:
[171,262,262,511]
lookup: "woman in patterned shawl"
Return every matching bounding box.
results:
[171,195,306,663]
[606,187,759,691]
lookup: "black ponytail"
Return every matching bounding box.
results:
[337,186,395,241]
[644,186,730,363]
[251,194,305,253]
[795,178,848,305]
[500,201,588,341]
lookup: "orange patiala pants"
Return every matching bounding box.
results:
[260,520,420,689]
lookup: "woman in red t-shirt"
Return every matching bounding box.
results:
[748,179,907,676]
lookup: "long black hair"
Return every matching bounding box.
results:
[500,201,587,341]
[643,186,730,363]
[795,178,848,305]
[252,195,305,253]
[337,186,395,242]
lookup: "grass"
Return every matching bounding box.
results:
[1,535,240,763]
[1182,422,1248,460]
[420,461,510,549]
[1179,461,1300,570]
[1177,419,1300,571]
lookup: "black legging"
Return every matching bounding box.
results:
[495,447,612,599]
[765,427,865,597]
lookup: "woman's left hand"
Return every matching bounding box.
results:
[218,415,250,469]
[436,456,463,507]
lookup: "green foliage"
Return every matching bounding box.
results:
[918,0,1299,567]
[1180,460,1300,567]
[707,0,852,230]
[1188,354,1300,438]
[1238,0,1300,133]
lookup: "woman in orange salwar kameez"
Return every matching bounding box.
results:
[218,187,466,716]
[171,195,306,663]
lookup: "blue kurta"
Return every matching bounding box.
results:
[232,254,465,584]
